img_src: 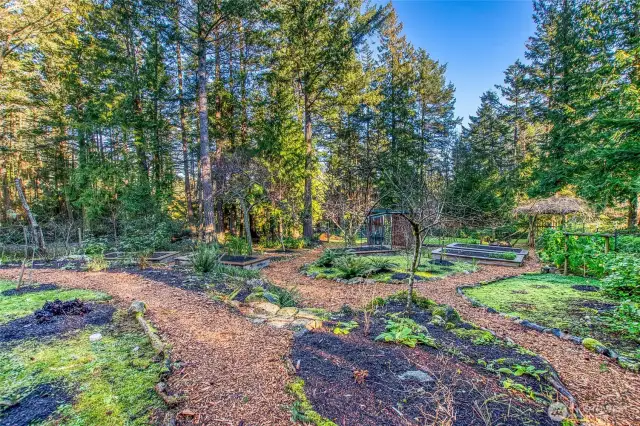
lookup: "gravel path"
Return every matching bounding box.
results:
[263,247,640,426]
[0,269,293,426]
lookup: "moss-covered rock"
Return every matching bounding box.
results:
[431,305,461,324]
[582,337,606,353]
[287,378,337,426]
[429,315,445,327]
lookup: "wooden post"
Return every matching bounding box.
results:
[604,236,610,254]
[14,178,46,254]
[563,233,569,275]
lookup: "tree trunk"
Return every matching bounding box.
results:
[174,8,194,223]
[15,178,46,254]
[241,200,253,254]
[302,93,314,239]
[406,223,421,314]
[197,30,216,242]
[628,194,638,229]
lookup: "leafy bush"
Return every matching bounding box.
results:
[225,236,250,256]
[210,263,261,280]
[539,229,617,277]
[375,315,437,348]
[313,248,350,267]
[367,256,399,273]
[283,236,306,249]
[83,237,109,255]
[86,254,108,272]
[333,320,359,335]
[604,301,640,343]
[192,245,221,273]
[602,255,640,301]
[119,219,174,253]
[333,256,371,279]
[616,236,640,254]
[266,284,301,307]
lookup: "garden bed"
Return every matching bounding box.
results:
[346,245,396,255]
[290,293,578,425]
[460,274,640,369]
[0,279,168,425]
[432,245,525,267]
[219,254,271,270]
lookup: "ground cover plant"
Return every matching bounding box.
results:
[290,292,577,425]
[0,280,166,425]
[463,274,640,363]
[304,249,475,282]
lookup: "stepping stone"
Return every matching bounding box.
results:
[267,317,293,328]
[291,319,310,328]
[398,370,433,383]
[296,310,321,320]
[276,307,299,317]
[305,320,323,330]
[249,301,280,316]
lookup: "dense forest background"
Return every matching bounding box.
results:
[1,0,638,251]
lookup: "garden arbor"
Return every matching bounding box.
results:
[514,195,590,248]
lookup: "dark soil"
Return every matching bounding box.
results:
[0,383,71,426]
[580,301,617,312]
[0,303,115,343]
[1,283,58,296]
[390,273,424,281]
[34,299,90,323]
[428,259,454,266]
[571,285,600,292]
[109,266,212,291]
[292,300,571,425]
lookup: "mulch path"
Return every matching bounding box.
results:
[263,247,640,426]
[0,268,293,426]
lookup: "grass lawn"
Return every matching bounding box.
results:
[0,280,165,425]
[463,274,639,361]
[306,253,476,282]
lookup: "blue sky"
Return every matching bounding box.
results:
[377,0,535,125]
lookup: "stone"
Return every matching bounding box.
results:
[291,319,310,328]
[295,310,321,320]
[429,315,445,327]
[277,307,299,317]
[227,300,241,308]
[89,333,102,342]
[305,320,323,330]
[347,277,364,285]
[267,317,293,328]
[128,301,147,315]
[398,370,433,383]
[364,279,376,285]
[309,273,318,278]
[250,301,281,316]
[582,337,606,353]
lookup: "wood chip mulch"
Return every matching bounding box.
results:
[0,268,293,426]
[263,247,640,426]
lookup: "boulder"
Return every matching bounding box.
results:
[250,301,281,316]
[128,301,147,315]
[305,320,323,330]
[398,370,433,383]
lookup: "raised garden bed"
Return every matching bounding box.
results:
[346,245,396,255]
[459,274,640,371]
[219,254,271,270]
[432,244,526,267]
[290,293,578,425]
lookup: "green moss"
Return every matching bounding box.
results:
[582,338,605,352]
[0,280,110,324]
[452,328,496,345]
[287,378,337,426]
[430,305,461,323]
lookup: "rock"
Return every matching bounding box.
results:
[347,277,364,285]
[431,305,460,324]
[486,307,498,314]
[429,315,445,327]
[128,301,147,315]
[296,310,321,320]
[89,333,103,342]
[364,279,376,285]
[277,307,299,317]
[582,337,606,353]
[309,272,318,278]
[305,320,323,330]
[250,301,281,316]
[267,317,293,328]
[246,278,267,288]
[398,370,433,383]
[291,319,310,328]
[227,300,241,308]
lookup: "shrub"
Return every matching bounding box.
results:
[333,256,371,279]
[313,248,350,267]
[225,236,250,256]
[283,236,306,249]
[83,237,109,255]
[86,254,108,272]
[267,285,301,307]
[616,236,640,254]
[192,245,221,273]
[375,315,438,348]
[604,301,640,343]
[602,255,640,301]
[367,256,399,273]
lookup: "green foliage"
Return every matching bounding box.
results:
[602,255,640,301]
[616,236,640,254]
[86,254,108,272]
[225,236,251,256]
[375,315,438,348]
[333,256,372,279]
[83,237,109,255]
[313,248,350,268]
[266,285,301,308]
[333,320,359,335]
[488,252,517,260]
[191,245,221,274]
[366,256,399,273]
[604,302,640,343]
[502,379,536,399]
[538,229,611,277]
[210,263,261,280]
[497,363,547,380]
[451,328,495,345]
[287,379,337,426]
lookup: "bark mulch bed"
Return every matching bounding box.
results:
[0,383,71,426]
[294,299,569,425]
[0,300,115,344]
[0,268,293,426]
[265,247,640,426]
